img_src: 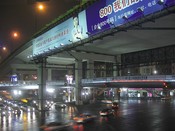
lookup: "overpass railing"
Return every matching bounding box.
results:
[1,75,175,87]
[81,75,175,84]
[0,80,68,87]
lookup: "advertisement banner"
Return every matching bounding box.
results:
[33,11,88,55]
[33,0,175,55]
[86,0,175,35]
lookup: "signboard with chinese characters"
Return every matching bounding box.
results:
[85,0,175,35]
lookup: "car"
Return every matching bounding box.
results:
[73,113,96,123]
[21,105,35,112]
[0,103,5,108]
[101,100,112,104]
[161,96,172,100]
[99,108,113,116]
[112,102,119,110]
[1,109,10,116]
[12,107,21,115]
[54,102,67,108]
[40,122,72,131]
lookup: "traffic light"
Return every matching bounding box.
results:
[163,82,168,88]
[162,82,172,88]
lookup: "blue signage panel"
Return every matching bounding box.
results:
[86,0,175,35]
[33,11,88,55]
[11,74,18,82]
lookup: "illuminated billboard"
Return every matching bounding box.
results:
[33,10,88,55]
[85,0,175,35]
[33,0,175,55]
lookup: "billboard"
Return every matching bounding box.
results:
[85,0,175,35]
[33,10,88,55]
[33,0,175,55]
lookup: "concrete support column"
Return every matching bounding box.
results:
[74,59,83,105]
[114,55,121,76]
[87,60,94,79]
[90,88,96,103]
[47,68,52,81]
[19,73,23,80]
[37,58,47,111]
[113,64,117,77]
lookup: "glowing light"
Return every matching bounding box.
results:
[46,88,55,93]
[21,99,28,103]
[13,32,18,37]
[153,70,157,74]
[13,90,22,96]
[14,90,18,95]
[137,93,141,97]
[12,31,19,39]
[122,88,127,91]
[3,47,7,51]
[37,4,45,11]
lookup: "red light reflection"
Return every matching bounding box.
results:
[73,124,84,131]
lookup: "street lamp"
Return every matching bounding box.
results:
[11,31,20,40]
[13,32,18,38]
[0,44,8,62]
[37,3,45,11]
[34,3,46,31]
[0,42,7,52]
[13,90,22,100]
[153,70,158,74]
[2,47,6,51]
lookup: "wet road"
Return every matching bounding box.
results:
[1,99,175,131]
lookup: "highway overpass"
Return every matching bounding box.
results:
[0,75,175,90]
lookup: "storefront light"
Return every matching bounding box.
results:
[153,70,157,74]
[122,88,127,91]
[18,90,22,95]
[137,93,141,97]
[170,91,173,96]
[47,88,55,93]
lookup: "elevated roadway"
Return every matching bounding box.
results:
[0,75,175,90]
[0,1,174,75]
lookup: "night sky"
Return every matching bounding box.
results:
[0,0,80,60]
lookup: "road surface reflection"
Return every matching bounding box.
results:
[1,100,175,131]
